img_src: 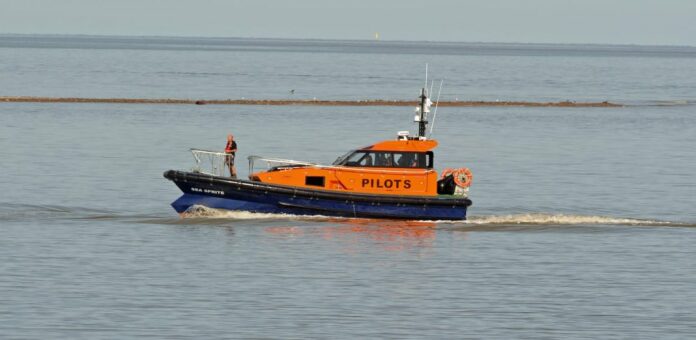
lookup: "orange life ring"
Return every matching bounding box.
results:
[453,167,473,188]
[441,168,455,179]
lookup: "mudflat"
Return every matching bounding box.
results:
[0,96,621,107]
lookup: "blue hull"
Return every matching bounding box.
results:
[164,170,471,220]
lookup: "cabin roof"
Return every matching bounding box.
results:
[360,139,438,152]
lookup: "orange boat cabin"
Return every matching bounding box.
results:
[250,138,440,196]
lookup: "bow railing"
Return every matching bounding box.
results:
[190,149,233,177]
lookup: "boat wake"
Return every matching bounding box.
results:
[462,213,679,226]
[180,205,332,221]
[181,207,694,228]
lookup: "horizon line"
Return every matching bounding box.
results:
[2,32,695,49]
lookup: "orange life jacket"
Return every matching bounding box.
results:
[225,141,236,154]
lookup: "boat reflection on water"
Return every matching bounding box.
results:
[265,219,439,253]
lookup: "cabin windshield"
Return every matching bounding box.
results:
[333,150,354,166]
[333,150,433,169]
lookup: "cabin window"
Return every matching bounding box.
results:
[426,151,434,168]
[344,152,372,166]
[336,151,432,169]
[373,152,393,167]
[305,176,325,187]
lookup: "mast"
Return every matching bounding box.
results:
[418,87,429,138]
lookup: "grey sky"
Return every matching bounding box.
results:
[1,0,694,46]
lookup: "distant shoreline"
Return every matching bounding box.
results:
[2,33,695,49]
[0,96,622,108]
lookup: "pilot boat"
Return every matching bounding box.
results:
[164,87,473,220]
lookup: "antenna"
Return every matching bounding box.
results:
[429,80,434,101]
[429,80,444,138]
[424,63,428,90]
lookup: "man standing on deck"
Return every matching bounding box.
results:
[225,134,238,178]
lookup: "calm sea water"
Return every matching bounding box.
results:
[1,35,696,339]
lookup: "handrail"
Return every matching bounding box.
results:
[247,155,316,167]
[247,155,316,175]
[188,149,436,178]
[190,148,226,154]
[247,154,435,175]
